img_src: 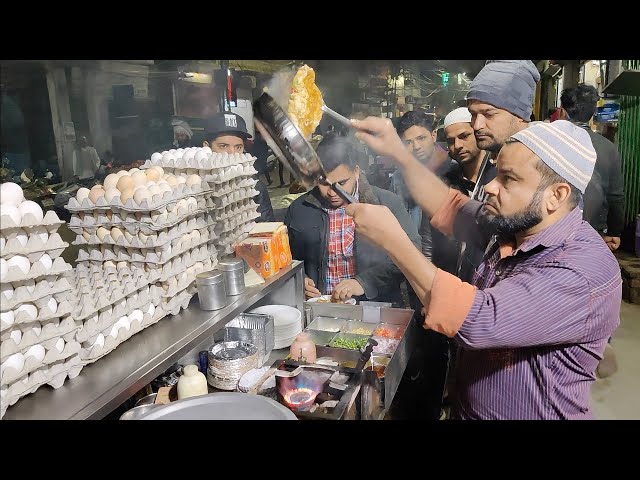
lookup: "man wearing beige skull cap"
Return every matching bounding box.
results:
[346,114,622,419]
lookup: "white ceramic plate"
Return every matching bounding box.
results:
[249,305,302,327]
[306,295,356,305]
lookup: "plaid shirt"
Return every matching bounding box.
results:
[323,184,360,294]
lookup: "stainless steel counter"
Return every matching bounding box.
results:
[3,261,305,420]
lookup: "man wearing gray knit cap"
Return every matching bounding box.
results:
[467,60,541,154]
[341,115,622,419]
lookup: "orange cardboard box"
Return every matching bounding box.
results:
[235,237,278,279]
[247,222,292,271]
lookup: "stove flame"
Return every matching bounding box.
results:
[283,388,317,411]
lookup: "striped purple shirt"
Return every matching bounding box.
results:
[450,202,622,420]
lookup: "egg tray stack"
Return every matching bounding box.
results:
[1,205,80,419]
[141,150,261,256]
[66,174,221,368]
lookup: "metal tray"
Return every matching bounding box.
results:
[208,341,258,362]
[306,329,337,347]
[307,316,346,333]
[342,320,377,336]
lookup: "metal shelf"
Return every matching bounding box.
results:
[3,262,304,420]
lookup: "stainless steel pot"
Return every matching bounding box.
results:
[253,92,357,204]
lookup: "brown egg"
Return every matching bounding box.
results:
[110,227,123,240]
[145,168,162,182]
[131,171,148,186]
[165,175,178,187]
[89,186,105,204]
[116,175,134,192]
[120,187,135,204]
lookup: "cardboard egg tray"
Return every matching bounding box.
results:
[214,199,259,221]
[75,258,159,281]
[76,301,153,344]
[214,211,261,236]
[79,307,163,363]
[72,214,212,248]
[74,266,159,293]
[1,316,79,360]
[198,177,258,198]
[1,256,72,283]
[142,151,255,170]
[65,179,218,213]
[155,243,218,283]
[72,279,164,323]
[1,355,83,419]
[147,164,258,185]
[1,339,81,387]
[1,233,68,263]
[0,299,73,331]
[79,289,193,365]
[159,257,215,299]
[68,204,208,235]
[205,188,260,210]
[216,220,258,245]
[0,210,65,232]
[75,226,214,264]
[1,276,72,313]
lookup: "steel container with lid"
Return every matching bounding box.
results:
[217,257,246,296]
[195,270,227,311]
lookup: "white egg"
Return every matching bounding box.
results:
[151,152,163,163]
[38,253,53,270]
[116,170,128,177]
[96,227,110,242]
[7,255,30,274]
[165,175,178,187]
[0,204,22,225]
[25,344,45,362]
[129,168,140,174]
[103,260,116,269]
[10,329,23,344]
[13,231,29,248]
[176,176,187,185]
[186,174,201,187]
[1,310,15,326]
[1,353,25,375]
[45,297,58,313]
[131,170,148,186]
[133,188,150,205]
[0,182,25,206]
[123,230,134,243]
[102,173,119,191]
[92,333,105,348]
[202,146,212,154]
[0,283,13,301]
[0,258,7,281]
[16,303,38,320]
[146,303,155,316]
[104,188,121,203]
[129,310,143,323]
[159,183,173,194]
[55,338,65,353]
[88,186,105,204]
[162,153,176,164]
[76,187,91,202]
[109,323,121,338]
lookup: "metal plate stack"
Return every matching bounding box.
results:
[207,341,259,390]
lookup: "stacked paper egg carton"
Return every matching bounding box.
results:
[0,183,80,419]
[66,165,219,365]
[141,147,261,256]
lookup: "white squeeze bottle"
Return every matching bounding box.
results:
[177,364,208,400]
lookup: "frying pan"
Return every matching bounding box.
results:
[253,92,357,204]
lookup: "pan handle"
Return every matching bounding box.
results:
[332,182,357,204]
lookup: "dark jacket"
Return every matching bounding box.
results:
[284,175,420,305]
[253,176,275,222]
[580,127,625,236]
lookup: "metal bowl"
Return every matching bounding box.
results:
[135,393,157,407]
[119,404,158,420]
